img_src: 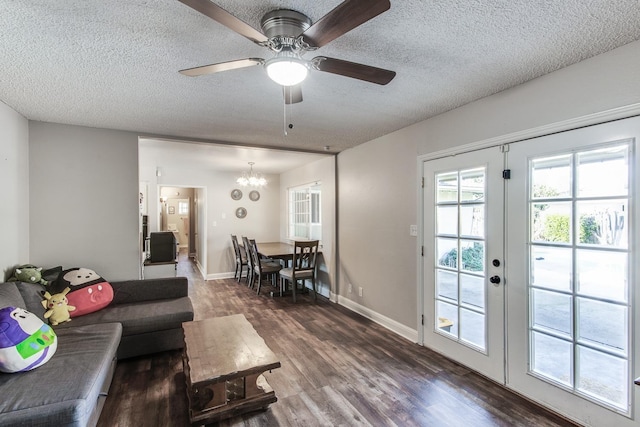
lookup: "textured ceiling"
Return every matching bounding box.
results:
[2,0,640,153]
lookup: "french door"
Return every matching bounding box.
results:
[421,115,640,425]
[422,146,505,382]
[506,117,640,425]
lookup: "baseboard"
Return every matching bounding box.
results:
[336,295,418,343]
[206,271,236,280]
[194,259,205,278]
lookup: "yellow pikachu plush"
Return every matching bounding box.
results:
[41,287,76,326]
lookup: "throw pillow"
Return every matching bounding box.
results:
[49,268,114,318]
[0,306,57,373]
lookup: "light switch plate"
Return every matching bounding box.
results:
[410,225,418,236]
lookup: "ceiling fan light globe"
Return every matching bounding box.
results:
[265,58,308,86]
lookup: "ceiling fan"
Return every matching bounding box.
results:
[178,0,396,104]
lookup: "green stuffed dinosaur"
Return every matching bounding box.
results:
[7,264,49,286]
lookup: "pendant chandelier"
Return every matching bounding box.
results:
[236,162,267,187]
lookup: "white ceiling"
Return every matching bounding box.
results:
[2,1,640,155]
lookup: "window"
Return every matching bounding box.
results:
[178,201,189,215]
[288,182,321,240]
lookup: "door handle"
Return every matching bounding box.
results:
[489,275,501,285]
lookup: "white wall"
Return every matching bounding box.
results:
[0,102,29,278]
[280,156,336,298]
[28,122,140,280]
[337,135,418,330]
[336,39,640,337]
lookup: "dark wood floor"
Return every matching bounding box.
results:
[98,251,578,427]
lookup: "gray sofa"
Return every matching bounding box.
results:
[0,276,194,427]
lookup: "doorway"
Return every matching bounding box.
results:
[420,116,640,426]
[159,187,198,261]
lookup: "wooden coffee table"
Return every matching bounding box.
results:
[182,314,281,425]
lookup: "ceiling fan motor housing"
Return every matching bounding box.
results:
[261,9,311,39]
[261,9,315,55]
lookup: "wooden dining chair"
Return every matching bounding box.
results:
[249,239,282,296]
[231,235,248,283]
[279,240,319,303]
[241,236,254,287]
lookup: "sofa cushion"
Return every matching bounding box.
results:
[15,282,48,322]
[0,306,57,373]
[0,283,26,309]
[0,323,122,427]
[50,268,114,318]
[54,297,193,337]
[110,277,189,304]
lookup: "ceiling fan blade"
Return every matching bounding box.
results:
[179,0,268,45]
[312,57,395,85]
[283,85,303,104]
[301,0,390,48]
[180,58,264,76]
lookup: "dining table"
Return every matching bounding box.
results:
[256,241,296,264]
[257,241,323,264]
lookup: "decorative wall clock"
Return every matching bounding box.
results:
[249,190,260,201]
[230,189,243,200]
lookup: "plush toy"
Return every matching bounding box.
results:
[0,306,57,373]
[49,268,113,317]
[41,287,76,326]
[7,264,48,286]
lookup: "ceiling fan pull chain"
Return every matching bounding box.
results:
[283,96,288,136]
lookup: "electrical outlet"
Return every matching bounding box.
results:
[348,283,352,293]
[358,287,363,297]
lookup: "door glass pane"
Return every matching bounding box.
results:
[460,240,484,273]
[460,168,485,202]
[531,154,572,198]
[577,145,628,198]
[436,300,458,336]
[577,298,627,355]
[437,206,457,235]
[437,238,458,269]
[460,308,485,349]
[576,200,627,248]
[532,289,572,337]
[531,246,572,291]
[532,202,572,243]
[577,346,628,410]
[576,250,627,302]
[437,172,458,202]
[528,143,631,412]
[460,273,484,309]
[460,205,484,237]
[436,270,457,302]
[531,332,572,387]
